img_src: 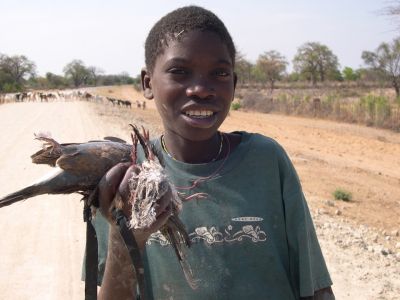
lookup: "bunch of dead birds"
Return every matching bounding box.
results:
[0,125,196,292]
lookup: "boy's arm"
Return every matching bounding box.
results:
[300,287,335,300]
[98,225,137,300]
[97,162,172,299]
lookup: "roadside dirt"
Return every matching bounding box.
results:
[0,97,398,299]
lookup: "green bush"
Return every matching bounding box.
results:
[359,94,391,126]
[333,188,352,201]
[231,102,241,110]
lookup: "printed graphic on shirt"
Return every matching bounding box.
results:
[147,216,267,246]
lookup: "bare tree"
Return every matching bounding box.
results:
[87,66,104,86]
[382,1,400,29]
[255,50,287,92]
[362,37,400,96]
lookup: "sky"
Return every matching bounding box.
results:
[0,0,398,77]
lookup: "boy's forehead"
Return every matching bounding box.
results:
[157,30,232,62]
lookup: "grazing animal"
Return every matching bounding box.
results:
[123,100,132,108]
[107,97,116,106]
[83,92,94,101]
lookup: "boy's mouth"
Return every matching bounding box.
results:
[183,110,215,118]
[181,109,218,128]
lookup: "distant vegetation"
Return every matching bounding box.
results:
[1,30,400,131]
[0,56,139,93]
[233,37,400,131]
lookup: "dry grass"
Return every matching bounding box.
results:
[237,87,400,131]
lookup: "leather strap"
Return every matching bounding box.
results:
[84,204,98,300]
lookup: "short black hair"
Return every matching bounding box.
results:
[144,6,236,73]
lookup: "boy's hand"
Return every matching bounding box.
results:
[98,162,173,249]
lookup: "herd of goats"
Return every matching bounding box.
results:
[0,89,147,109]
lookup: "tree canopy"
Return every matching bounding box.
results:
[63,60,91,87]
[362,37,400,96]
[0,54,36,92]
[235,51,253,85]
[254,50,287,91]
[293,42,340,85]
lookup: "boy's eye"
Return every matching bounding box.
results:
[214,69,231,78]
[168,68,188,75]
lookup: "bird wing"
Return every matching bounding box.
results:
[56,141,132,177]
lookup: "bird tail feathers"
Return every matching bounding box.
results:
[0,185,43,208]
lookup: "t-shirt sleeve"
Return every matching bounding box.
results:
[276,144,333,297]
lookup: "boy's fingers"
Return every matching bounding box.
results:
[98,162,130,216]
[118,165,138,200]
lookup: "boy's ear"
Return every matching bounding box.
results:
[141,67,154,100]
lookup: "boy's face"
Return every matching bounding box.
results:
[142,30,236,141]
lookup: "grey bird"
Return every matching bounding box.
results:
[0,127,196,290]
[0,133,132,208]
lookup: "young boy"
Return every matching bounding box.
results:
[96,6,335,300]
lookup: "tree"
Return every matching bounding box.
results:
[45,72,68,88]
[293,42,340,85]
[0,54,36,88]
[235,52,253,85]
[382,1,400,29]
[362,38,400,96]
[254,50,287,91]
[87,66,104,86]
[63,59,90,87]
[342,67,360,81]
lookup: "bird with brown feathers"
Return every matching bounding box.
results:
[0,125,196,296]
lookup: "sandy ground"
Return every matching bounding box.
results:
[0,98,399,299]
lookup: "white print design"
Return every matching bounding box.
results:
[147,216,267,246]
[231,217,263,222]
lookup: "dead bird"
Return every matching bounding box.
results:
[124,125,198,289]
[0,133,132,208]
[0,126,197,290]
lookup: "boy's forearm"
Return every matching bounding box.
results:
[98,225,139,300]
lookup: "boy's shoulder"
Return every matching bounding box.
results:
[237,131,286,156]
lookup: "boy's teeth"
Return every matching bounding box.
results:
[185,110,213,117]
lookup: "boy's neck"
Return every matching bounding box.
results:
[162,132,222,164]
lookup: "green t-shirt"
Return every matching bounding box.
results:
[90,131,332,299]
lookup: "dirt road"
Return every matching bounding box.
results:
[0,102,132,300]
[0,101,398,299]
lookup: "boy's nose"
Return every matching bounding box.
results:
[186,77,216,100]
